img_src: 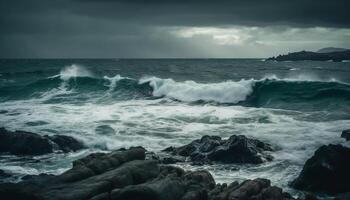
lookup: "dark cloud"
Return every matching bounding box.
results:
[73,0,350,27]
[0,0,349,58]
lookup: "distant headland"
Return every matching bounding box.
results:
[267,47,350,62]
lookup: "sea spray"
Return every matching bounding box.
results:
[59,64,94,81]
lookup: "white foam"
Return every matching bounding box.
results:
[139,77,255,103]
[58,64,94,81]
[263,73,343,83]
[42,64,94,100]
[137,74,349,103]
[0,94,349,190]
[103,75,130,92]
[289,68,300,71]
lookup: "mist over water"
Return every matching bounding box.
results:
[0,59,349,194]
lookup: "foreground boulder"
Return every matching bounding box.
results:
[291,144,350,195]
[163,135,273,164]
[0,127,84,155]
[335,192,350,200]
[0,147,297,200]
[341,129,350,141]
[208,178,295,200]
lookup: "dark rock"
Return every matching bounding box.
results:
[95,169,292,200]
[208,178,295,200]
[110,176,186,200]
[291,144,350,195]
[0,127,84,155]
[21,173,54,181]
[164,135,273,164]
[335,192,350,200]
[47,160,159,200]
[146,151,186,164]
[266,50,350,62]
[159,165,185,178]
[46,135,84,152]
[341,129,350,141]
[59,146,147,182]
[0,127,54,155]
[161,156,186,164]
[0,146,297,200]
[227,178,272,199]
[0,147,154,200]
[184,170,215,189]
[303,194,319,200]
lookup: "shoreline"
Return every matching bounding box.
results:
[1,128,349,200]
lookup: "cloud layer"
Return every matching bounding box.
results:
[0,0,349,58]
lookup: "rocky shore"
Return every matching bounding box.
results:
[0,147,297,200]
[0,127,85,155]
[0,127,349,200]
[161,135,273,165]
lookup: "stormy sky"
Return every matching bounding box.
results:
[1,0,349,58]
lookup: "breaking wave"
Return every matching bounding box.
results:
[139,77,255,104]
[0,64,349,111]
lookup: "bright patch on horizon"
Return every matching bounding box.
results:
[169,26,350,48]
[171,27,257,45]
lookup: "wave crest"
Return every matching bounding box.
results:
[55,64,94,81]
[139,77,255,103]
[1,73,349,111]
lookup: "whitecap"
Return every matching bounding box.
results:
[103,74,130,92]
[262,73,344,83]
[49,64,94,81]
[288,68,300,71]
[139,77,255,104]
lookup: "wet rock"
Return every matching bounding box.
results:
[0,147,154,200]
[341,129,350,141]
[163,135,273,164]
[59,146,147,182]
[0,128,54,155]
[208,178,295,200]
[0,127,84,155]
[161,156,186,164]
[21,173,54,181]
[45,135,84,152]
[303,194,319,200]
[228,179,280,200]
[291,144,350,195]
[335,192,350,200]
[146,151,186,164]
[184,170,216,190]
[0,146,297,200]
[110,176,187,200]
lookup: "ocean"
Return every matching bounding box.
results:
[0,59,349,194]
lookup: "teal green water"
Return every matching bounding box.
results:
[0,59,349,195]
